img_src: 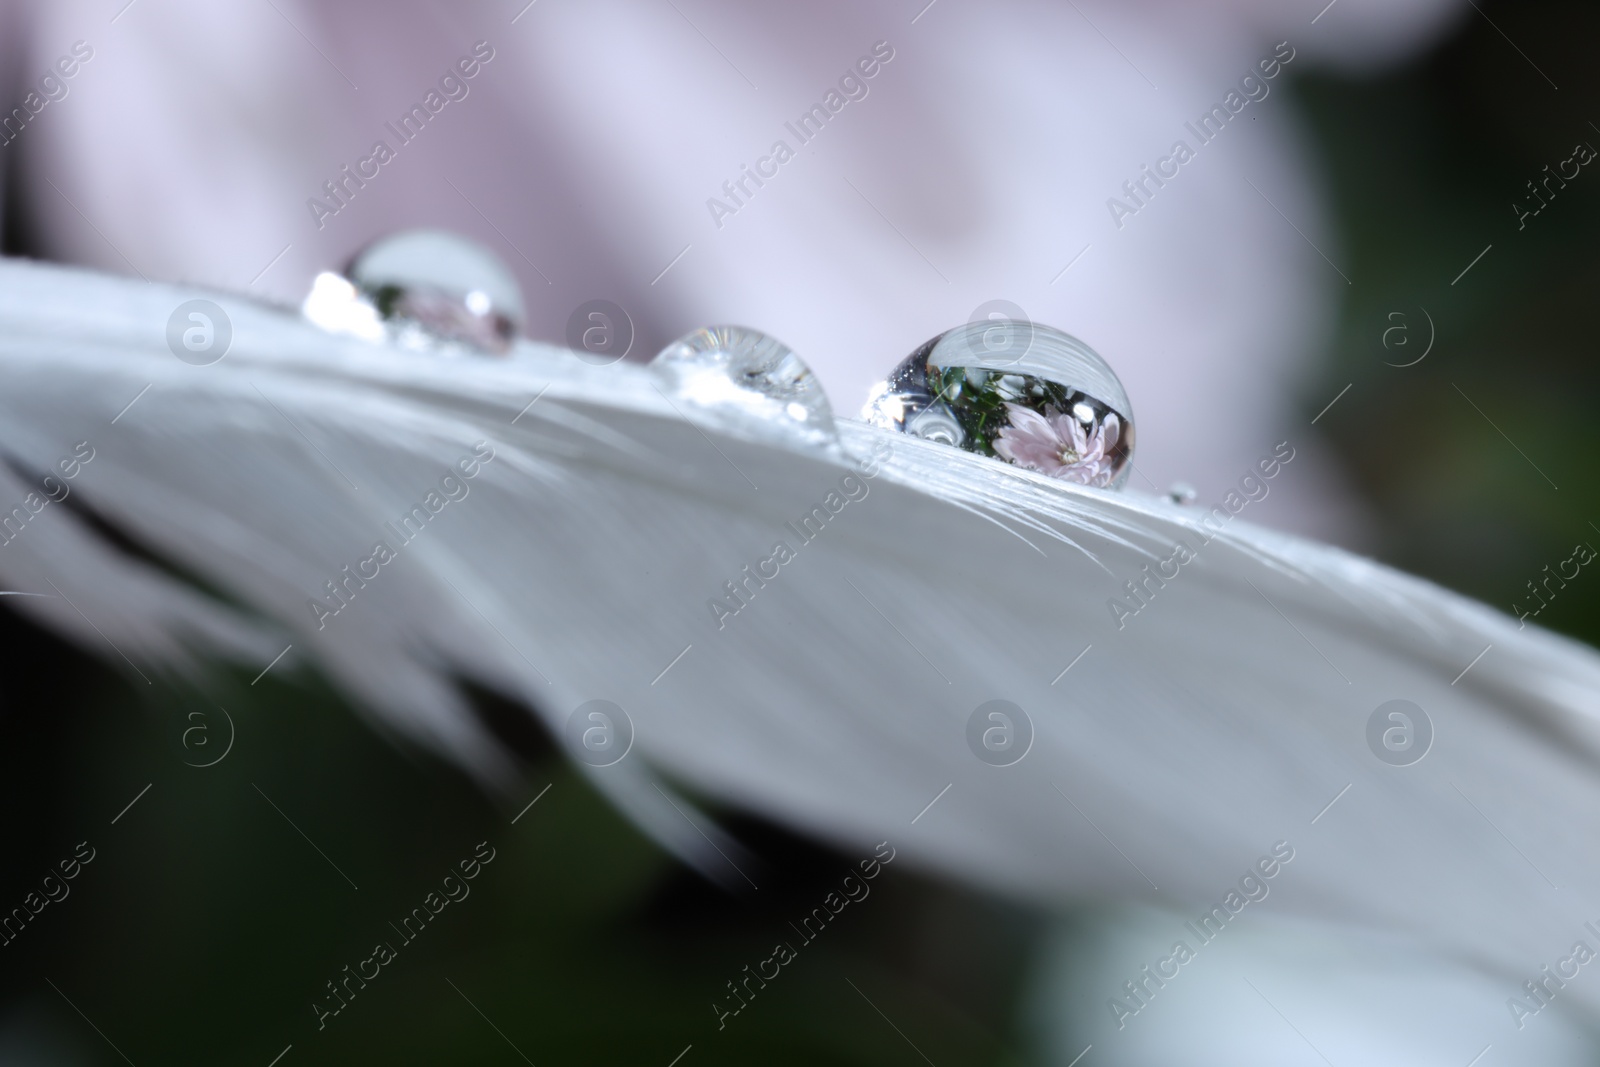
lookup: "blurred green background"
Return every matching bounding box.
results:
[1299,0,1600,648]
[3,4,1599,1063]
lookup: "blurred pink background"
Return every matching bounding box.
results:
[3,0,1467,541]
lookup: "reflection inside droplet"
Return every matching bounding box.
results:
[345,229,524,355]
[863,320,1134,488]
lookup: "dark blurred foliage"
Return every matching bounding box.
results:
[0,609,1033,1065]
[1297,0,1600,647]
[3,2,1597,1063]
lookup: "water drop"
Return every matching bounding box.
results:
[345,229,524,355]
[863,321,1134,488]
[652,325,839,452]
[301,272,385,342]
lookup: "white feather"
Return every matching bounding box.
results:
[3,259,1597,1028]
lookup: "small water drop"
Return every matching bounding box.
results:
[652,325,838,452]
[863,320,1134,488]
[345,229,524,355]
[301,271,385,341]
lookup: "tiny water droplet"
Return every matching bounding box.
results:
[344,229,524,355]
[301,271,385,342]
[863,321,1134,488]
[652,325,839,452]
[1167,481,1197,505]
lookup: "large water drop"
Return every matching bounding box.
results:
[863,321,1134,488]
[344,229,524,355]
